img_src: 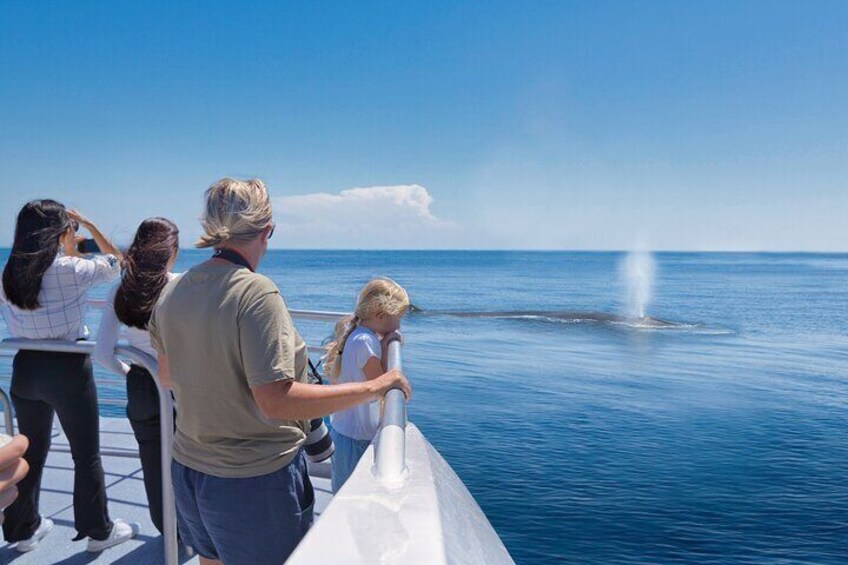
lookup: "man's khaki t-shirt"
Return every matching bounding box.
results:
[149,261,309,478]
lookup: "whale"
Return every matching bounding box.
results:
[408,307,680,328]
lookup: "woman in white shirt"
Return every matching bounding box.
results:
[0,200,138,553]
[94,217,179,535]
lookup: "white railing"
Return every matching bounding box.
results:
[86,300,349,324]
[0,338,180,564]
[289,309,350,322]
[0,308,410,564]
[0,388,13,435]
[374,338,408,482]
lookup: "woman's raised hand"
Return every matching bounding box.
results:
[67,209,93,228]
[67,209,123,262]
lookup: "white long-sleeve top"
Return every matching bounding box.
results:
[94,273,178,376]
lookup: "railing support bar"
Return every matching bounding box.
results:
[115,345,178,565]
[0,339,179,565]
[0,388,14,436]
[373,339,407,482]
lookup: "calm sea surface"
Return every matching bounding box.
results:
[1,250,846,564]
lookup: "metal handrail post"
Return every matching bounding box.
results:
[0,339,178,565]
[288,309,349,322]
[0,388,14,435]
[373,338,408,482]
[115,346,178,565]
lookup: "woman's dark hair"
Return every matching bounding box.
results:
[114,218,179,330]
[2,199,71,310]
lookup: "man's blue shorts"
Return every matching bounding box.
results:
[172,450,314,564]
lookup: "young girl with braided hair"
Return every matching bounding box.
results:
[324,277,410,492]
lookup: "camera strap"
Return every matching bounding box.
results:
[308,359,324,384]
[212,248,254,272]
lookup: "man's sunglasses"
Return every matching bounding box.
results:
[268,222,275,239]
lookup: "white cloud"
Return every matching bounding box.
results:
[273,184,457,248]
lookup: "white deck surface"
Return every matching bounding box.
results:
[0,417,334,564]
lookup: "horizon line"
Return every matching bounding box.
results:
[0,247,845,255]
[272,248,848,254]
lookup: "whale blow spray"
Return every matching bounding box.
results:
[622,248,655,319]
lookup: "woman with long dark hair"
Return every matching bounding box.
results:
[94,217,179,534]
[0,200,138,553]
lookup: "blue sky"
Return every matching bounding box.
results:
[1,1,845,251]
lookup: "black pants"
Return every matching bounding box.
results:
[126,364,165,534]
[3,350,113,542]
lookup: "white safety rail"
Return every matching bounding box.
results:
[0,338,181,565]
[288,331,513,564]
[88,299,350,325]
[0,388,12,436]
[0,307,419,565]
[374,338,408,482]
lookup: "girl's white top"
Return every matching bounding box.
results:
[330,325,382,441]
[0,253,120,341]
[94,273,178,376]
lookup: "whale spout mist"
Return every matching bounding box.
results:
[622,248,655,319]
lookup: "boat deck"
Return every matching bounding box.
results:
[0,417,334,564]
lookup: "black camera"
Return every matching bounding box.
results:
[304,417,334,463]
[76,239,100,254]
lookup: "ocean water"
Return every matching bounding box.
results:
[1,250,847,564]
